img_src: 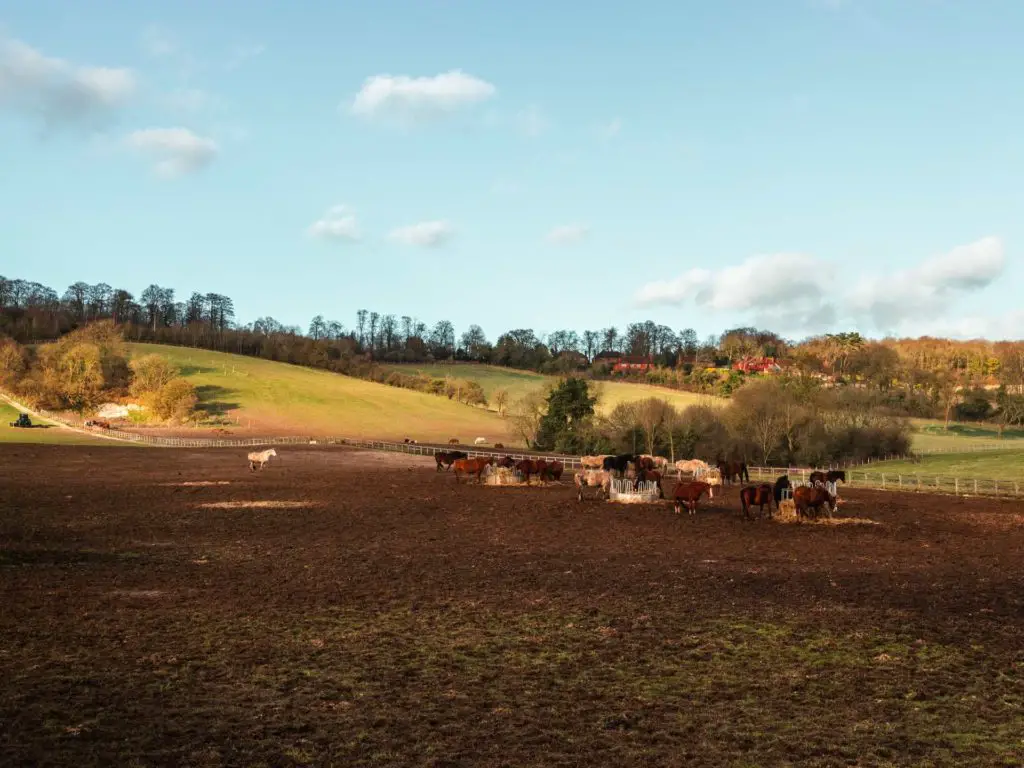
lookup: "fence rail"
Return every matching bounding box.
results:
[4,391,1021,499]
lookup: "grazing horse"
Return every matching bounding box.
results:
[543,461,564,481]
[603,454,636,477]
[494,443,504,449]
[773,475,792,505]
[247,448,277,472]
[452,456,493,483]
[448,438,459,445]
[516,459,545,484]
[739,483,775,520]
[634,469,664,498]
[793,485,836,520]
[717,459,750,485]
[496,455,516,469]
[671,480,714,515]
[809,469,846,486]
[575,469,611,501]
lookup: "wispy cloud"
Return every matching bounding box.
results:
[124,128,218,178]
[388,220,455,247]
[0,35,136,130]
[545,223,589,245]
[306,205,361,242]
[349,70,496,122]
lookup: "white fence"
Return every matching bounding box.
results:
[608,478,661,502]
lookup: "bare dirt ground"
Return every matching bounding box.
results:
[1,445,1022,767]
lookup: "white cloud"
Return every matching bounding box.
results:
[124,128,218,178]
[307,205,361,242]
[388,221,454,247]
[599,117,622,140]
[633,236,1007,338]
[0,36,136,126]
[349,70,496,120]
[545,224,589,246]
[516,105,547,137]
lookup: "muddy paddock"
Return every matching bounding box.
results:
[1,445,1021,767]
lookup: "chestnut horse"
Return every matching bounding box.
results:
[739,483,775,520]
[671,480,714,515]
[452,456,493,483]
[793,485,836,519]
[635,469,664,498]
[717,459,750,485]
[809,469,846,486]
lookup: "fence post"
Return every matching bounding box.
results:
[974,478,978,494]
[955,477,958,495]
[898,474,902,489]
[881,473,886,489]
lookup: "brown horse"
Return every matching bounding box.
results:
[515,458,547,484]
[634,456,656,472]
[793,485,836,519]
[494,443,504,449]
[543,461,564,481]
[496,455,516,469]
[671,480,714,514]
[739,483,775,520]
[448,438,459,445]
[634,469,664,498]
[452,456,493,483]
[717,459,750,485]
[809,469,846,486]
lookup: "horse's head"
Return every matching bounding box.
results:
[268,449,277,457]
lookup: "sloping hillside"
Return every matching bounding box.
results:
[125,344,518,443]
[384,362,723,414]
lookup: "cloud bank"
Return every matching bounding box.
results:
[634,236,1008,338]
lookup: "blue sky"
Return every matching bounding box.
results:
[2,0,1023,342]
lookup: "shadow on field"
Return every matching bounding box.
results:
[194,385,240,419]
[177,364,217,376]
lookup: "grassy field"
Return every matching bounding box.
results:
[868,449,1024,484]
[128,344,517,444]
[0,402,112,446]
[909,418,1024,453]
[383,362,722,415]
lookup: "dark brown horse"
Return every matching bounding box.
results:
[793,485,836,519]
[739,483,775,520]
[515,458,549,484]
[773,475,792,505]
[809,469,846,486]
[452,456,493,483]
[496,455,516,469]
[717,459,750,485]
[434,451,467,471]
[543,460,565,481]
[494,443,504,449]
[634,469,664,498]
[671,480,714,514]
[634,456,656,472]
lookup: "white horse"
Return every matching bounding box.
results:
[248,448,277,472]
[574,469,612,501]
[474,437,487,445]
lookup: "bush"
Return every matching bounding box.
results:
[150,378,198,422]
[0,335,27,388]
[130,354,178,396]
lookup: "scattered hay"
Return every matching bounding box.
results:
[109,589,164,598]
[774,499,878,526]
[197,501,321,510]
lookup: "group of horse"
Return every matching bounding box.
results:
[434,451,565,484]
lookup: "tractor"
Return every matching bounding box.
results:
[9,413,32,428]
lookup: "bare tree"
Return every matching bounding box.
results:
[494,388,509,417]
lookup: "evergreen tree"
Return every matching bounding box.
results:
[534,377,597,452]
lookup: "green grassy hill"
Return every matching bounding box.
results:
[383,362,723,415]
[868,450,1024,484]
[125,344,518,444]
[0,402,113,446]
[908,418,1024,453]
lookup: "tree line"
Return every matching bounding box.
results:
[4,273,1024,428]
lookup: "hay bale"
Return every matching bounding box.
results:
[776,499,797,522]
[483,466,529,486]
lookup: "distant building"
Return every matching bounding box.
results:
[732,356,783,374]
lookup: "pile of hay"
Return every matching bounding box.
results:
[483,466,529,486]
[774,498,878,526]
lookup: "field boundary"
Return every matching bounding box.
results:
[4,391,1022,498]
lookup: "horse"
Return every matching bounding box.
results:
[494,443,504,449]
[717,459,750,485]
[248,448,277,472]
[581,455,610,470]
[809,469,846,487]
[575,469,611,501]
[671,480,714,515]
[773,475,792,505]
[496,455,516,469]
[793,485,836,520]
[675,459,712,475]
[634,469,664,498]
[435,451,467,471]
[602,454,635,476]
[634,456,656,472]
[739,483,775,520]
[516,459,546,484]
[448,438,459,445]
[640,454,670,470]
[452,456,493,483]
[543,461,564,481]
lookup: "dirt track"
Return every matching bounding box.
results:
[1,445,1022,767]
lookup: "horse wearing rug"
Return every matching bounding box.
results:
[739,483,775,520]
[575,469,612,501]
[671,480,714,515]
[248,448,277,472]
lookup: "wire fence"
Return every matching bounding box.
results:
[4,392,1022,498]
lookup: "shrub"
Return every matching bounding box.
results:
[130,354,178,396]
[150,378,198,422]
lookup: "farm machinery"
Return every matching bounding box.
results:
[9,413,32,428]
